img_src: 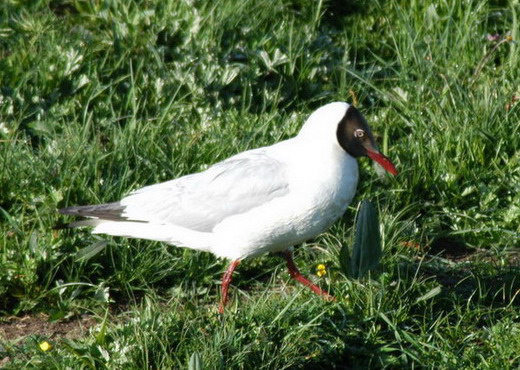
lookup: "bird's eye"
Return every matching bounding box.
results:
[354,129,365,138]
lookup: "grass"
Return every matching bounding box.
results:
[0,0,519,368]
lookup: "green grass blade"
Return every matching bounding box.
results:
[75,241,108,262]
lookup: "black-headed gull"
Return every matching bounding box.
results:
[59,102,397,312]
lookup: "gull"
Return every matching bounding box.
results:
[59,102,398,312]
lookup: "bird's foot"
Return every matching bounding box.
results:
[282,250,335,301]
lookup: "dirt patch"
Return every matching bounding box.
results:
[0,313,97,342]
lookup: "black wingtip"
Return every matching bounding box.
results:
[58,206,84,216]
[57,202,126,221]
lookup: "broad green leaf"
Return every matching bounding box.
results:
[352,200,382,278]
[189,352,203,370]
[339,200,382,279]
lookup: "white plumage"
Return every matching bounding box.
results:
[67,102,358,259]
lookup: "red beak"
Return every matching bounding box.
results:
[366,149,398,175]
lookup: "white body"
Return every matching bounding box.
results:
[91,102,359,260]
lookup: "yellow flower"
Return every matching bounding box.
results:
[39,341,52,352]
[316,264,327,277]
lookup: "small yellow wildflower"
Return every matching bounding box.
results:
[316,264,327,277]
[304,350,321,360]
[39,341,52,352]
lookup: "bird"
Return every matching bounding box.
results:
[59,102,398,313]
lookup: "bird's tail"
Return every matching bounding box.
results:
[57,205,213,253]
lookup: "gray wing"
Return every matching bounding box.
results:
[61,150,289,232]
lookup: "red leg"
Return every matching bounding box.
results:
[283,250,334,301]
[219,260,241,313]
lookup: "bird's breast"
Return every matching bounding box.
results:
[212,148,359,259]
[297,153,359,229]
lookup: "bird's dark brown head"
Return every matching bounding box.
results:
[336,105,377,158]
[336,105,398,175]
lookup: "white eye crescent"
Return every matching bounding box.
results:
[354,129,365,138]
